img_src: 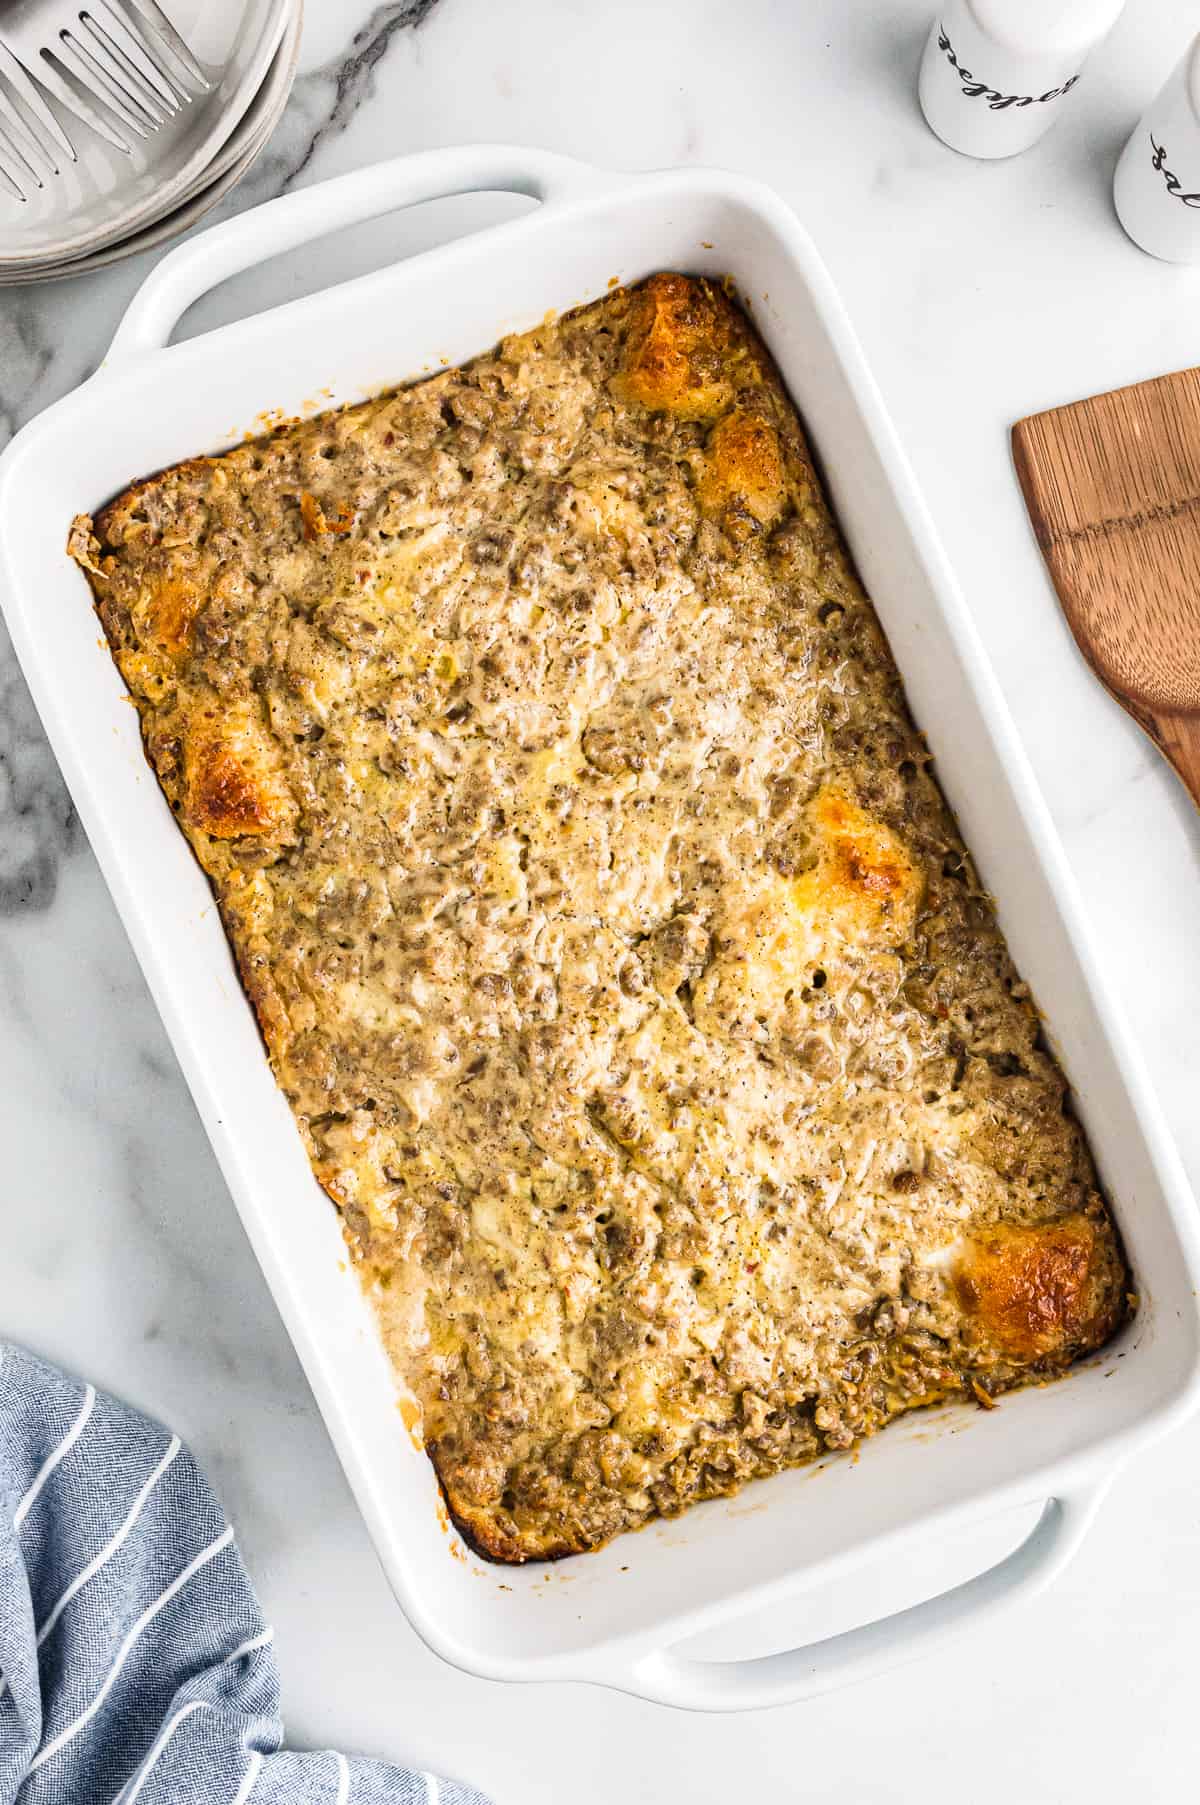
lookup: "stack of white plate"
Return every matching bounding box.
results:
[0,0,302,284]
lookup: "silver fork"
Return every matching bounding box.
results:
[0,33,71,198]
[0,0,208,167]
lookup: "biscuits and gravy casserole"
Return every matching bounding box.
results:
[69,275,1130,1561]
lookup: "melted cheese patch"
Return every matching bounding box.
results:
[800,788,922,938]
[953,1216,1107,1360]
[696,787,921,1034]
[143,569,204,656]
[182,703,295,840]
[699,409,787,531]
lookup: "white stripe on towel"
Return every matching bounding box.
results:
[117,1697,214,1805]
[231,1749,263,1804]
[426,1774,441,1805]
[37,1437,182,1647]
[335,1750,350,1805]
[14,1385,96,1529]
[30,1524,235,1772]
[223,1627,274,1667]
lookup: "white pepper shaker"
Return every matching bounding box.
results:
[1113,33,1200,262]
[919,0,1126,160]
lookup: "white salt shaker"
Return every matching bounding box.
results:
[1114,33,1200,262]
[919,0,1126,160]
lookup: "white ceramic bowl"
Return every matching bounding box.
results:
[1,148,1198,1711]
[0,1,301,285]
[0,0,292,268]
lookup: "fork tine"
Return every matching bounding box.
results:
[0,126,30,201]
[55,32,152,134]
[0,111,42,188]
[73,17,174,123]
[117,0,208,93]
[84,2,186,112]
[34,48,132,151]
[0,37,76,161]
[0,78,58,177]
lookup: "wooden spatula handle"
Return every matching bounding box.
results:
[1115,682,1200,810]
[1146,709,1200,812]
[1013,371,1200,818]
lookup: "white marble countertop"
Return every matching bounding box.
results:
[3,0,1200,1797]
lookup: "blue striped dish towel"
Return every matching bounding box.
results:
[0,1343,491,1804]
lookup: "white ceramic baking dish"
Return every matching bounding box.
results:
[2,146,1198,1713]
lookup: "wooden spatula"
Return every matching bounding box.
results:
[1013,367,1200,811]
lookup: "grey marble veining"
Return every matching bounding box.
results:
[2,3,1200,1799]
[0,280,80,913]
[225,0,445,203]
[0,623,76,914]
[0,296,52,442]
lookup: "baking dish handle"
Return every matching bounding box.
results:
[588,1484,1108,1711]
[104,144,619,364]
